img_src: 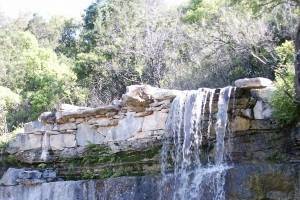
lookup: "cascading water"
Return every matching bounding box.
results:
[160,86,234,200]
[40,131,50,161]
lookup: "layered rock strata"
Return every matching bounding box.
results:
[0,78,299,200]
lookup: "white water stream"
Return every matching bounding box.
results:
[160,87,234,200]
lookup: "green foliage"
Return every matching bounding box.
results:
[230,0,299,14]
[26,14,66,49]
[271,41,299,124]
[0,30,87,130]
[55,19,80,58]
[184,0,225,23]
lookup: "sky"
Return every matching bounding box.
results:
[0,0,95,19]
[0,0,188,19]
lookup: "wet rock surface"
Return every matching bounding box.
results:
[0,80,299,200]
[1,164,298,200]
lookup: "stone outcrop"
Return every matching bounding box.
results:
[0,77,300,200]
[234,77,274,88]
[0,168,58,186]
[6,85,175,164]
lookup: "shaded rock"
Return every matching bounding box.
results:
[235,77,273,89]
[39,112,56,124]
[88,118,119,127]
[240,109,253,119]
[57,123,77,131]
[250,86,275,102]
[0,176,159,200]
[42,169,57,182]
[24,121,43,133]
[0,168,24,186]
[231,116,251,132]
[18,170,42,180]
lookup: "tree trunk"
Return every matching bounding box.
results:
[295,19,300,102]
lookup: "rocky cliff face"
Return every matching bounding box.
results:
[0,78,299,200]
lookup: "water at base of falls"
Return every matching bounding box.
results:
[160,87,234,200]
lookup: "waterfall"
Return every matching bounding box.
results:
[40,131,50,161]
[160,87,234,200]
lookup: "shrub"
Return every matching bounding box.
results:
[271,41,299,124]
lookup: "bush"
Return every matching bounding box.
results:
[271,41,299,124]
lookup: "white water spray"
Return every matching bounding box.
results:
[160,87,234,200]
[40,131,50,161]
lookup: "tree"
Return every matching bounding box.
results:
[26,14,66,49]
[0,30,87,130]
[230,0,300,101]
[55,19,80,58]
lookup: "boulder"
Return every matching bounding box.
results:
[39,112,56,124]
[0,168,24,186]
[122,85,180,108]
[235,77,273,89]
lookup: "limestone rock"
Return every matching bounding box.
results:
[18,170,42,180]
[58,123,77,131]
[253,100,272,120]
[56,105,119,124]
[0,168,24,186]
[231,116,251,132]
[50,134,76,150]
[104,113,144,141]
[240,109,253,119]
[235,77,273,89]
[39,112,56,124]
[24,121,43,133]
[88,118,119,127]
[0,168,58,187]
[76,123,106,146]
[7,133,42,153]
[250,86,275,102]
[57,104,90,112]
[122,85,180,108]
[122,85,154,107]
[142,112,168,132]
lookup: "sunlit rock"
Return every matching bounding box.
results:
[49,134,76,150]
[235,77,273,89]
[253,100,273,120]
